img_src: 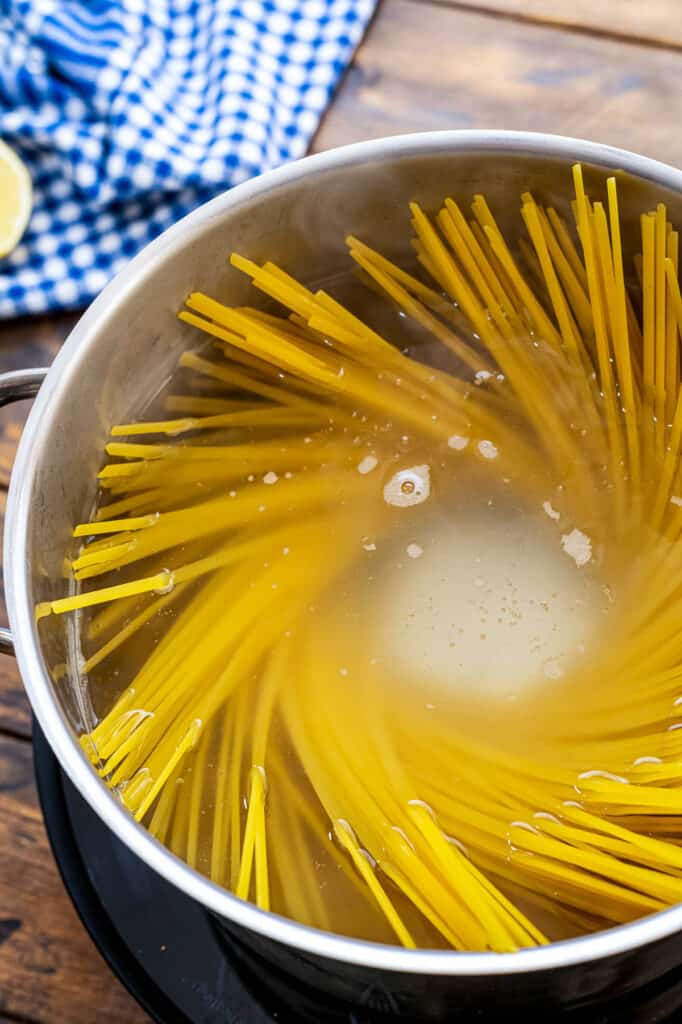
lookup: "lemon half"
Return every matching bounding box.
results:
[0,140,32,258]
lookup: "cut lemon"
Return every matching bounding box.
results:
[0,139,32,258]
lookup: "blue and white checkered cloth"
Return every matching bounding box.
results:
[0,0,376,318]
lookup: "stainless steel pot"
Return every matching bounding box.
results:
[5,130,682,1019]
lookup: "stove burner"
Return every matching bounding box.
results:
[32,722,682,1023]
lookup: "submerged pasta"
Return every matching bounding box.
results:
[39,165,682,950]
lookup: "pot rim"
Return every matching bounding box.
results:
[8,128,682,976]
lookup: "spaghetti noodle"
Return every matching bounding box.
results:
[38,164,682,951]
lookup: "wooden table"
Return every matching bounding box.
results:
[1,1,681,1020]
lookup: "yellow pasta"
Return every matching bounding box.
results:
[42,165,682,952]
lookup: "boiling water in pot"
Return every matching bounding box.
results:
[46,169,682,952]
[80,358,615,947]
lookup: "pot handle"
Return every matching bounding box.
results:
[0,367,49,656]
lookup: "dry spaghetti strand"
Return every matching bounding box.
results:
[44,165,682,953]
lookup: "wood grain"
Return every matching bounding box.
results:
[0,736,148,1023]
[425,0,682,49]
[314,0,682,169]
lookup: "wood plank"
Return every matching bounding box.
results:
[0,313,76,739]
[0,735,148,1023]
[314,0,682,170]
[424,0,682,49]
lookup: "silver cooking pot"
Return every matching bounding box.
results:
[5,130,682,1019]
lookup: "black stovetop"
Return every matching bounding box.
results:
[32,722,682,1023]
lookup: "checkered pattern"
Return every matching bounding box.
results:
[0,0,376,318]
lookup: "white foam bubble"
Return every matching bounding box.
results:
[561,528,592,568]
[358,454,378,475]
[383,465,431,508]
[477,440,498,460]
